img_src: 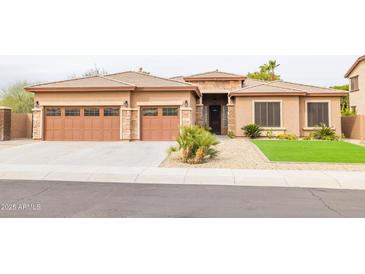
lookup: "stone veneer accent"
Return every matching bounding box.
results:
[227,104,236,134]
[196,104,204,126]
[0,107,11,141]
[180,107,192,126]
[32,108,43,140]
[121,108,139,140]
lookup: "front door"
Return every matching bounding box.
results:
[209,105,221,135]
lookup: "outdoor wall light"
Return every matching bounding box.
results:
[123,100,129,107]
[184,100,189,107]
[35,101,40,108]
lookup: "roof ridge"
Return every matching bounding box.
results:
[106,70,195,86]
[275,80,339,92]
[185,70,245,78]
[99,75,136,86]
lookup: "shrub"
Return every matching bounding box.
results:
[277,134,298,140]
[266,128,274,139]
[303,134,313,140]
[168,125,219,164]
[227,130,235,139]
[242,124,262,138]
[312,124,339,141]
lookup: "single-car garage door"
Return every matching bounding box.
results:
[44,107,120,141]
[141,106,180,141]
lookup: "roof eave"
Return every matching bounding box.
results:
[136,86,201,97]
[344,55,365,78]
[230,92,306,97]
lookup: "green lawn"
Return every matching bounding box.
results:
[251,140,365,163]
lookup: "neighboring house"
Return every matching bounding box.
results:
[25,70,347,141]
[345,55,365,114]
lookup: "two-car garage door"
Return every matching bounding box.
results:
[44,107,120,141]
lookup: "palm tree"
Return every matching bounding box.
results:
[268,60,280,81]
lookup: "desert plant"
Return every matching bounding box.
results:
[242,124,262,138]
[276,133,298,140]
[227,130,236,139]
[312,124,338,141]
[168,125,219,164]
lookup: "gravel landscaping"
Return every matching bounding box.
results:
[160,137,365,171]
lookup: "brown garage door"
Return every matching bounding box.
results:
[44,107,120,141]
[141,106,180,141]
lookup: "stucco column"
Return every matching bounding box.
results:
[227,104,236,134]
[32,107,43,140]
[180,107,193,127]
[120,107,139,140]
[0,107,11,141]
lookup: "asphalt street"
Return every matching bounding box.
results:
[1,179,365,217]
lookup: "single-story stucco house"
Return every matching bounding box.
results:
[25,69,347,141]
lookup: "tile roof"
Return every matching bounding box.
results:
[184,70,246,80]
[105,71,194,87]
[344,55,365,78]
[29,75,135,89]
[169,76,186,82]
[231,80,348,96]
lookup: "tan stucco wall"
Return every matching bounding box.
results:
[348,60,365,115]
[299,96,342,136]
[130,90,195,107]
[234,96,300,137]
[188,80,241,92]
[35,91,130,106]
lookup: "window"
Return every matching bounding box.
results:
[162,107,178,116]
[65,108,80,116]
[143,108,158,116]
[307,102,329,127]
[351,106,357,113]
[254,102,281,127]
[84,108,100,116]
[104,108,119,116]
[350,76,359,91]
[46,108,61,116]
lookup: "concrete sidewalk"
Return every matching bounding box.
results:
[1,163,365,190]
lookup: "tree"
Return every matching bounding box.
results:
[68,64,108,79]
[330,84,351,115]
[247,60,281,81]
[0,81,34,113]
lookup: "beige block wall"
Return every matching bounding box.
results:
[348,60,365,115]
[234,96,300,137]
[190,80,241,92]
[11,113,32,139]
[299,96,342,136]
[341,115,365,139]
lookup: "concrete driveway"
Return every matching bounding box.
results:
[0,141,173,167]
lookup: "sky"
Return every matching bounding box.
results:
[0,55,357,90]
